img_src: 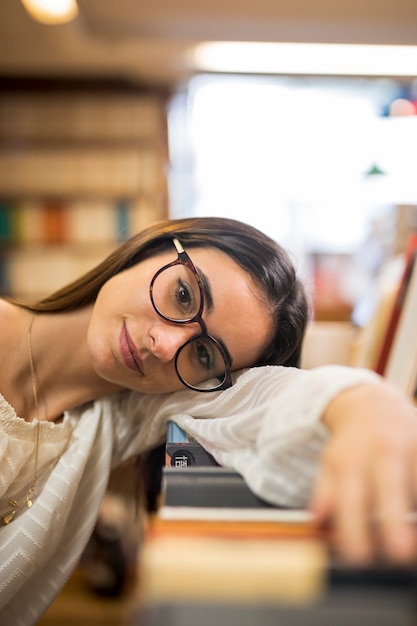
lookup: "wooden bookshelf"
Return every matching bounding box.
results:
[0,80,169,301]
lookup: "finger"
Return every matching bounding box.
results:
[310,469,338,542]
[331,468,374,565]
[372,446,417,563]
[310,468,334,522]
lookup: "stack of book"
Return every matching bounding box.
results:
[140,424,324,614]
[134,424,417,626]
[164,420,284,510]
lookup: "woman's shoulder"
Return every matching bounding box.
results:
[0,393,72,443]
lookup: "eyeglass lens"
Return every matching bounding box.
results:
[152,263,228,390]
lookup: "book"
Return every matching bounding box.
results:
[0,202,14,242]
[140,511,326,606]
[42,200,68,243]
[157,505,313,527]
[161,466,277,509]
[68,200,118,243]
[384,250,417,398]
[0,93,165,142]
[375,233,417,376]
[133,596,417,626]
[165,421,218,468]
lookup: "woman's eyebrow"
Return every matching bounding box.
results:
[197,267,234,367]
[196,267,214,311]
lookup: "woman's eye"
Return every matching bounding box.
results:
[177,280,191,307]
[175,279,194,315]
[195,341,214,372]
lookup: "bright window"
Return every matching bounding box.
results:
[168,74,417,319]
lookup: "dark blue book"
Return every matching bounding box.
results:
[165,421,219,468]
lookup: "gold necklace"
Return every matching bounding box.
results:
[2,314,41,525]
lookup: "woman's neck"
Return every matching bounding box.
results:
[0,300,122,422]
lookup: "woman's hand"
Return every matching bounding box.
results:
[311,382,417,565]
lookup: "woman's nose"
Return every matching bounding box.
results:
[150,320,199,362]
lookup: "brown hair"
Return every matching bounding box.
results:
[19,217,309,368]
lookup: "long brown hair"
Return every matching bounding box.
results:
[18,217,309,368]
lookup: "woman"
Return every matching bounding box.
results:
[0,217,416,624]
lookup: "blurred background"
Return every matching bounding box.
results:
[1,0,417,351]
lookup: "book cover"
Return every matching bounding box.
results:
[161,466,277,509]
[375,234,417,376]
[384,250,417,398]
[42,200,68,243]
[165,421,219,468]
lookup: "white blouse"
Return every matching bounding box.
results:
[0,364,380,625]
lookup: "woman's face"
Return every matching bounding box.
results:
[88,243,273,394]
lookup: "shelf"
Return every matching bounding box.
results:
[0,146,166,198]
[0,82,169,299]
[0,91,168,143]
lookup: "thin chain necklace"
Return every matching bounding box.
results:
[2,314,41,525]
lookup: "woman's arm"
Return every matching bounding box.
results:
[312,381,417,565]
[120,364,417,565]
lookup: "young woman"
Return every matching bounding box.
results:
[0,217,416,624]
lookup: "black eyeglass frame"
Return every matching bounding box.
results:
[149,238,233,392]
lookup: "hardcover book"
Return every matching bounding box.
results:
[165,421,219,468]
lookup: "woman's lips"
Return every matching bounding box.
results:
[119,322,144,375]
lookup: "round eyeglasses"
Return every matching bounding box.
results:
[149,238,233,392]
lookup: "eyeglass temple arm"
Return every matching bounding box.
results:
[173,238,185,255]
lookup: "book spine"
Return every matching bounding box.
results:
[384,251,417,396]
[375,233,417,375]
[165,421,219,467]
[162,467,274,509]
